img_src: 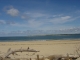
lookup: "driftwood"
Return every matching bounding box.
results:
[4,47,39,58]
[37,55,39,60]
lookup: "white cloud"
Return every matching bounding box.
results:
[32,13,46,18]
[57,27,80,34]
[21,15,30,19]
[6,8,19,16]
[0,20,27,27]
[61,16,71,20]
[21,15,26,19]
[21,12,80,29]
[0,20,19,26]
[1,10,80,30]
[70,16,80,21]
[53,15,57,17]
[49,16,71,24]
[6,21,18,26]
[0,31,8,36]
[4,20,44,28]
[22,12,74,25]
[0,20,6,24]
[23,12,47,18]
[10,23,27,27]
[27,19,43,28]
[53,14,63,17]
[75,10,80,13]
[4,27,80,36]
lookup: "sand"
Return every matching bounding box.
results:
[0,40,80,59]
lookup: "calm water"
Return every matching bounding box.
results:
[0,34,80,42]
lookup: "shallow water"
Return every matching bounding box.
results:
[0,34,80,42]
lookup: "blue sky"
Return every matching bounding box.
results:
[0,0,80,36]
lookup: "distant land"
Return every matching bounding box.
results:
[0,33,80,37]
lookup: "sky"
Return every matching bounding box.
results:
[0,0,80,36]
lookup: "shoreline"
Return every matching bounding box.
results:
[0,39,80,45]
[0,39,80,42]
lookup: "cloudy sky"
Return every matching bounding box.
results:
[0,0,80,36]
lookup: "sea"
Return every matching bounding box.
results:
[0,34,80,42]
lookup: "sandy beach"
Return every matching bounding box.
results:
[0,40,80,59]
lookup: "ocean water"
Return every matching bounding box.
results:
[0,34,80,42]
